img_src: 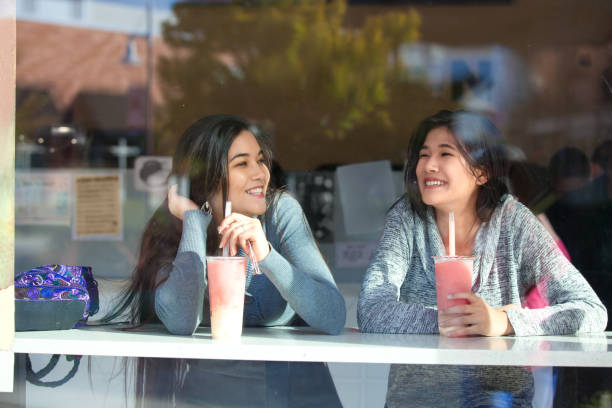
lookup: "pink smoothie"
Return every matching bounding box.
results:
[434,256,473,335]
[434,257,473,310]
[206,256,246,341]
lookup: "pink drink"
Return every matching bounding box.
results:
[433,256,473,334]
[206,256,247,341]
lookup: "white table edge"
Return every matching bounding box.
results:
[12,327,612,368]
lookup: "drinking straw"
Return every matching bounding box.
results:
[247,241,262,275]
[223,201,232,257]
[222,200,261,274]
[449,211,455,257]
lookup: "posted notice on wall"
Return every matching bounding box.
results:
[15,171,71,226]
[336,160,396,236]
[335,242,377,269]
[133,156,172,193]
[73,174,122,240]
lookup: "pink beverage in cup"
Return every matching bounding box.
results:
[433,256,473,334]
[206,256,247,341]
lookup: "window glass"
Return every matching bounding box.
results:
[13,1,611,406]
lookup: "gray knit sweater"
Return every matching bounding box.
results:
[358,194,607,407]
[155,193,346,335]
[358,194,607,335]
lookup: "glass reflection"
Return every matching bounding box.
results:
[98,114,345,407]
[13,0,612,407]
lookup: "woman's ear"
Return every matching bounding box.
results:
[208,188,223,221]
[475,169,489,186]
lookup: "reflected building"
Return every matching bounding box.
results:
[12,2,612,407]
[16,0,173,167]
[16,0,612,170]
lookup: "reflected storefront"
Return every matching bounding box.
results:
[6,0,612,407]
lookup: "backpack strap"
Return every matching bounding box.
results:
[25,354,81,387]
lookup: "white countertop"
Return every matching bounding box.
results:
[13,325,612,368]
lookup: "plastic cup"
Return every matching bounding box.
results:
[433,256,473,334]
[206,256,247,341]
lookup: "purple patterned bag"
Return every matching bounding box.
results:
[15,264,99,331]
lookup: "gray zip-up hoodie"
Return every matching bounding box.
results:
[358,194,606,407]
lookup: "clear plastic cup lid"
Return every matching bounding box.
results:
[432,255,474,261]
[206,256,247,261]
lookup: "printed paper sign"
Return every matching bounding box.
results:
[15,171,71,226]
[73,174,122,240]
[133,156,172,193]
[335,242,377,269]
[336,161,396,236]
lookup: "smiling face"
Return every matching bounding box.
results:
[224,130,270,217]
[416,126,485,214]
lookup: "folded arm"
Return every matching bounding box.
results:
[155,210,211,335]
[358,204,438,334]
[260,195,346,335]
[506,205,607,336]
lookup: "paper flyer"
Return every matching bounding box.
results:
[73,173,122,240]
[336,160,396,236]
[15,171,71,226]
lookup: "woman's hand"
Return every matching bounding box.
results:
[438,292,517,337]
[168,184,199,220]
[218,213,270,262]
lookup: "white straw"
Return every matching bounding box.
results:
[247,241,261,275]
[449,212,455,257]
[223,201,232,257]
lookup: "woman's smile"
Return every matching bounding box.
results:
[422,178,448,189]
[225,130,270,217]
[416,127,482,213]
[245,186,265,198]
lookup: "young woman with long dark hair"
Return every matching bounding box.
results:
[107,114,345,407]
[358,110,606,407]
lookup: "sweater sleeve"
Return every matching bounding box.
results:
[259,194,346,335]
[505,203,608,336]
[358,202,439,334]
[154,209,211,335]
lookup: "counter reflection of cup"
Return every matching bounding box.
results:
[206,256,247,341]
[433,256,473,335]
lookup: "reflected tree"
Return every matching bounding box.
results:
[15,90,60,142]
[156,0,437,168]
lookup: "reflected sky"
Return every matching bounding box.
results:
[96,0,176,9]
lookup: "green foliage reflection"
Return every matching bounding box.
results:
[157,0,425,168]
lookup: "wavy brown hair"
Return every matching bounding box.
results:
[402,109,508,222]
[103,114,276,407]
[105,114,274,325]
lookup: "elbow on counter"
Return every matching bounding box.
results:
[575,296,609,334]
[304,292,346,335]
[161,314,200,336]
[327,298,347,335]
[589,301,608,333]
[155,291,201,336]
[356,295,374,333]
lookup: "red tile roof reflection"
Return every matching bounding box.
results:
[17,20,167,110]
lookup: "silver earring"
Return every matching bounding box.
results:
[201,201,212,215]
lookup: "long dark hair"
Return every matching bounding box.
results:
[105,114,274,325]
[103,115,276,406]
[403,109,508,222]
